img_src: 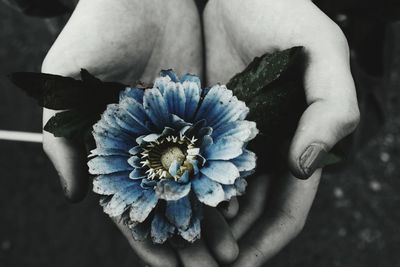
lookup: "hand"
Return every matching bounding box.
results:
[41,1,234,266]
[203,0,360,265]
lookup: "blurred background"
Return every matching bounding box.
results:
[0,0,399,266]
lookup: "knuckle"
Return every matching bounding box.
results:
[339,104,360,134]
[347,106,361,130]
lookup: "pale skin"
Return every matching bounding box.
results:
[42,0,360,266]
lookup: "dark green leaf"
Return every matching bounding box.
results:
[227,46,342,170]
[10,69,127,141]
[227,46,303,103]
[9,72,87,109]
[321,152,342,166]
[228,47,306,146]
[9,69,126,110]
[43,109,99,140]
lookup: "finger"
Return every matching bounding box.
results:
[113,218,179,267]
[218,197,239,220]
[232,170,321,267]
[176,239,218,267]
[43,109,89,202]
[229,174,271,240]
[203,207,239,264]
[289,19,360,179]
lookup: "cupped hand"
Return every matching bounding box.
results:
[42,0,239,266]
[203,0,360,265]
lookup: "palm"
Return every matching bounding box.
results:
[43,0,202,83]
[205,0,349,83]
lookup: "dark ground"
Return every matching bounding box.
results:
[1,2,400,267]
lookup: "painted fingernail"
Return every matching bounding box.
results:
[299,143,328,179]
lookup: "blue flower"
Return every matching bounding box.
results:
[88,70,258,243]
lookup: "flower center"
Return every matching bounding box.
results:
[160,146,185,170]
[140,135,199,180]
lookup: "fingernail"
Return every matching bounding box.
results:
[299,143,328,178]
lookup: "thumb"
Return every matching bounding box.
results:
[288,30,360,179]
[288,100,359,179]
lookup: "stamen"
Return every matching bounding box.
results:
[140,134,199,180]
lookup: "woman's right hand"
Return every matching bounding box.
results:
[42,0,205,266]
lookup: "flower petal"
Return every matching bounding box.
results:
[101,104,138,138]
[103,183,143,217]
[211,97,249,130]
[200,135,213,152]
[170,114,191,130]
[222,177,248,201]
[92,131,131,151]
[197,127,213,139]
[92,172,133,195]
[180,73,201,87]
[204,137,243,160]
[195,85,232,123]
[142,133,160,143]
[129,146,142,156]
[88,155,132,175]
[89,148,128,157]
[94,114,130,140]
[99,195,112,207]
[179,217,201,243]
[222,184,236,201]
[168,160,181,177]
[92,119,133,150]
[129,221,150,241]
[200,161,240,185]
[143,88,170,130]
[165,196,192,230]
[117,97,151,134]
[212,120,258,142]
[127,156,142,168]
[192,175,225,207]
[129,189,158,223]
[163,82,186,118]
[151,213,175,244]
[183,119,206,140]
[120,87,144,103]
[231,149,257,172]
[160,69,179,82]
[234,177,248,195]
[129,168,147,180]
[156,179,191,201]
[160,127,177,137]
[181,76,201,120]
[154,76,171,94]
[178,170,190,184]
[141,179,157,188]
[205,88,237,126]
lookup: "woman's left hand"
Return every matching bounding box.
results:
[203,0,360,265]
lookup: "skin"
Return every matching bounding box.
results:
[41,0,360,266]
[42,0,218,266]
[203,0,359,265]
